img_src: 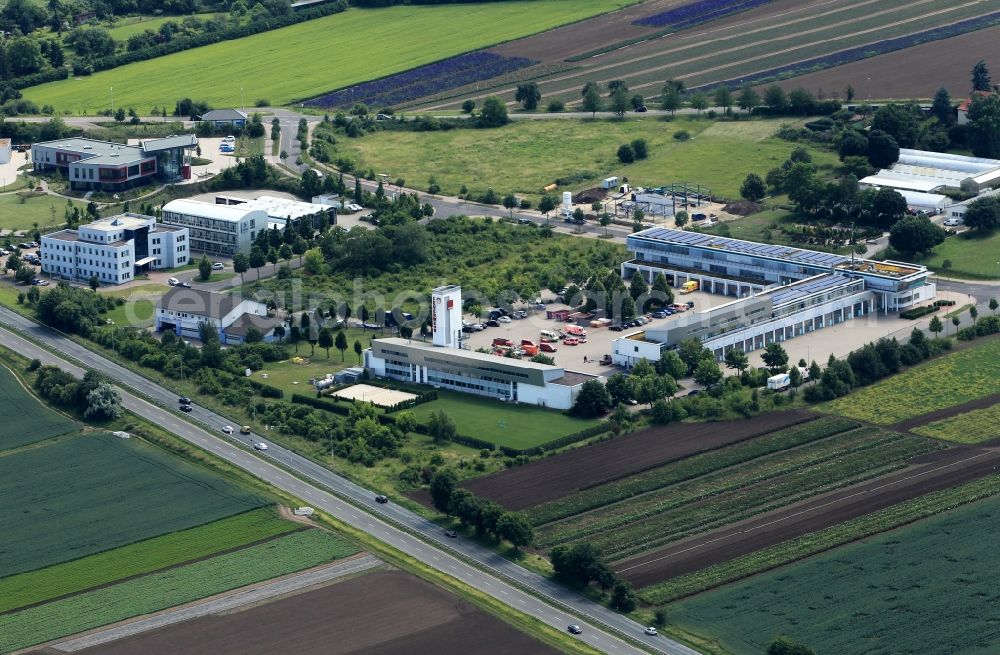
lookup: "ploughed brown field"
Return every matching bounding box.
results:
[613,444,1000,588]
[762,24,1000,101]
[454,410,818,510]
[71,570,558,655]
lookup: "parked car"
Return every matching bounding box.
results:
[651,311,668,319]
[609,324,624,331]
[240,425,252,434]
[486,319,500,327]
[375,494,388,504]
[167,277,180,286]
[222,425,234,434]
[212,262,224,270]
[345,203,363,212]
[18,242,30,249]
[493,337,513,347]
[635,105,648,112]
[497,315,512,324]
[563,337,580,346]
[568,625,583,635]
[943,218,962,226]
[253,442,268,451]
[539,342,558,353]
[513,310,528,319]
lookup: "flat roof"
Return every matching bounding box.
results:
[35,137,147,164]
[244,195,331,220]
[631,227,848,268]
[43,230,80,242]
[768,274,857,306]
[859,174,945,193]
[201,109,248,121]
[140,134,198,152]
[549,371,599,387]
[157,287,245,319]
[374,337,561,372]
[162,198,265,222]
[84,214,154,231]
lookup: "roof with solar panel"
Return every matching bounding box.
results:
[630,227,849,268]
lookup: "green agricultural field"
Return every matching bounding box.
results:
[0,433,267,578]
[0,507,296,614]
[669,490,1000,655]
[408,389,601,449]
[823,340,1000,424]
[0,364,76,450]
[0,529,358,653]
[918,230,1000,279]
[340,118,835,201]
[913,403,1000,445]
[0,193,86,233]
[26,1,633,113]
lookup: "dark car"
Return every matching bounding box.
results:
[609,324,624,332]
[375,494,388,504]
[516,218,534,225]
[179,403,193,412]
[687,389,701,396]
[651,311,667,319]
[686,301,695,308]
[486,319,500,328]
[568,625,583,635]
[635,105,648,112]
[178,397,191,405]
[444,530,458,538]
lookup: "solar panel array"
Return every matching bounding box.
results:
[768,274,855,306]
[636,228,848,268]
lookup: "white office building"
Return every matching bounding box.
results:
[161,198,265,256]
[155,287,278,343]
[41,213,189,285]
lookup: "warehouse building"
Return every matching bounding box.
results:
[615,227,934,365]
[860,149,1000,198]
[32,135,198,190]
[365,285,601,410]
[155,287,279,344]
[161,198,266,256]
[213,194,335,229]
[40,213,189,285]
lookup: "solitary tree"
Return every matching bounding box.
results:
[353,338,363,364]
[88,274,99,291]
[502,194,518,218]
[762,342,789,373]
[514,83,541,110]
[714,87,733,115]
[249,246,266,280]
[318,327,333,358]
[973,60,992,92]
[689,92,709,115]
[538,195,557,223]
[497,513,534,553]
[724,348,749,374]
[582,82,603,117]
[198,255,212,281]
[233,252,249,283]
[740,173,767,202]
[990,297,998,315]
[928,316,943,336]
[932,87,954,125]
[335,330,348,360]
[609,88,630,117]
[479,96,509,127]
[738,85,760,115]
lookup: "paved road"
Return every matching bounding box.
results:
[0,307,696,655]
[52,554,383,652]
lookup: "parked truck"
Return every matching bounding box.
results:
[767,373,791,391]
[680,280,699,294]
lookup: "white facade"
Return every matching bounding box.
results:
[161,199,264,256]
[431,284,462,348]
[0,138,11,165]
[41,213,189,285]
[155,287,267,340]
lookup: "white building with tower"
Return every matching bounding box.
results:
[364,284,602,410]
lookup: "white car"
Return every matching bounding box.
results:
[167,277,180,286]
[497,315,512,323]
[943,218,962,227]
[222,425,233,434]
[253,442,268,451]
[644,627,658,636]
[345,203,363,212]
[212,262,224,270]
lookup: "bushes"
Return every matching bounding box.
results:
[900,305,939,320]
[382,390,437,413]
[246,379,283,399]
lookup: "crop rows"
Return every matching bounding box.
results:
[0,529,357,653]
[527,417,859,526]
[913,403,1000,445]
[535,426,895,549]
[0,365,76,450]
[597,435,940,561]
[558,0,989,101]
[640,473,1000,605]
[634,0,776,29]
[825,340,1000,424]
[0,508,296,614]
[305,52,537,110]
[0,434,266,578]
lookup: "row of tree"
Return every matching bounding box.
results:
[429,470,535,552]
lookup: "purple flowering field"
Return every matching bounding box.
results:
[634,0,775,29]
[304,51,537,109]
[691,11,1000,91]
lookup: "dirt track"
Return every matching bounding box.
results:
[762,24,1000,100]
[453,410,817,510]
[613,444,1000,588]
[71,570,557,655]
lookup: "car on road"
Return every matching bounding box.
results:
[517,218,534,225]
[178,397,191,405]
[644,627,658,636]
[167,277,180,286]
[178,281,192,288]
[497,315,511,323]
[221,425,233,434]
[943,218,962,226]
[240,425,252,434]
[19,242,31,249]
[179,404,192,412]
[568,625,583,635]
[444,529,458,538]
[28,241,38,248]
[635,105,648,112]
[375,494,388,504]
[253,442,268,451]
[212,262,224,270]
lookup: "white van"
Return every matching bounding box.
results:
[223,135,236,143]
[167,277,180,286]
[540,329,559,342]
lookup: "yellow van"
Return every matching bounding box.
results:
[680,281,699,294]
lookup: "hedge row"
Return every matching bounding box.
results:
[934,299,957,307]
[11,68,69,91]
[382,390,437,414]
[247,378,284,399]
[957,315,1000,341]
[67,2,348,84]
[900,304,939,320]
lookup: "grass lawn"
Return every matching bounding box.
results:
[913,403,1000,444]
[254,329,370,392]
[103,282,171,298]
[0,507,296,614]
[668,490,1000,655]
[103,298,155,328]
[193,271,237,284]
[0,529,357,653]
[822,340,1000,424]
[105,14,215,41]
[26,1,633,113]
[340,118,837,201]
[408,389,601,449]
[0,193,85,233]
[0,363,76,450]
[918,229,1000,279]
